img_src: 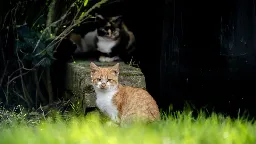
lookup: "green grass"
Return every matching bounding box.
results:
[0,109,256,144]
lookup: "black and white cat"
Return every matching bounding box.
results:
[70,14,136,63]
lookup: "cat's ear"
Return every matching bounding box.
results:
[111,63,120,76]
[111,16,123,27]
[95,13,105,22]
[90,62,99,74]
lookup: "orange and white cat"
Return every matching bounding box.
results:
[90,62,160,125]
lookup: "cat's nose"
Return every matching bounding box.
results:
[100,83,106,88]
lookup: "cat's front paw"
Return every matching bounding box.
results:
[99,56,120,62]
[99,56,111,62]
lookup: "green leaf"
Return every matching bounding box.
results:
[84,0,88,7]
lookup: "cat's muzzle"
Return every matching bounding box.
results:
[100,83,107,89]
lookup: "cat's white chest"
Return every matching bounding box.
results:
[95,89,119,122]
[97,36,118,54]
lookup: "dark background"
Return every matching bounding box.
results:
[114,0,256,118]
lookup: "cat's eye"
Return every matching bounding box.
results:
[97,78,101,81]
[107,79,112,82]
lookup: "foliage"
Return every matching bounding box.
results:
[0,109,255,144]
[0,104,42,128]
[0,98,86,129]
[15,25,55,68]
[0,0,109,109]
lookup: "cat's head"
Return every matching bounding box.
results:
[95,14,123,40]
[90,62,119,91]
